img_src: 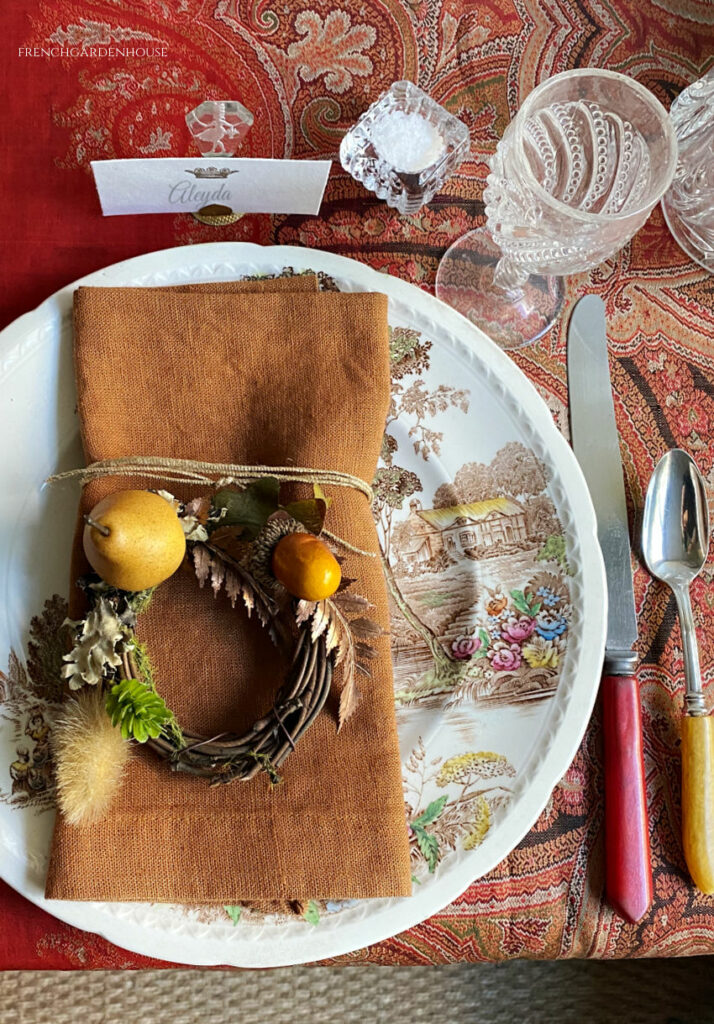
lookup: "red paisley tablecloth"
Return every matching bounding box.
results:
[1,0,713,969]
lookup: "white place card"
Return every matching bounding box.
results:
[91,157,332,217]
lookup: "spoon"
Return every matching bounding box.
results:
[642,448,713,892]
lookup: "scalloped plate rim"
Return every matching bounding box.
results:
[0,242,606,967]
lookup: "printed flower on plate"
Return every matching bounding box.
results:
[488,642,522,672]
[500,615,537,643]
[522,635,561,670]
[534,609,568,641]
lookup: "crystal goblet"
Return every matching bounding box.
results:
[436,70,678,349]
[661,69,714,274]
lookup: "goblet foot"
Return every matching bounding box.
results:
[435,229,564,350]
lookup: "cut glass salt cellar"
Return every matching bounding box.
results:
[661,70,714,273]
[185,100,253,157]
[340,81,469,215]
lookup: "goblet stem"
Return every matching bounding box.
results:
[492,257,529,299]
[435,227,564,350]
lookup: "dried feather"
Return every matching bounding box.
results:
[225,569,241,609]
[53,688,130,824]
[193,544,211,587]
[349,617,386,639]
[210,555,226,598]
[332,592,373,614]
[355,662,372,678]
[310,601,331,642]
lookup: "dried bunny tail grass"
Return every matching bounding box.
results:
[53,688,130,825]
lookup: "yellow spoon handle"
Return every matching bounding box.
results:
[682,715,714,893]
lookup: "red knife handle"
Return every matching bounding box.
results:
[602,673,653,922]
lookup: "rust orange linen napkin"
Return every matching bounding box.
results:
[44,274,412,903]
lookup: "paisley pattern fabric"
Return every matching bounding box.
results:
[1,0,713,968]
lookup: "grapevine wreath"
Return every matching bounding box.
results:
[51,459,384,821]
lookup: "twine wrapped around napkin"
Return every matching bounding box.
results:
[45,273,412,903]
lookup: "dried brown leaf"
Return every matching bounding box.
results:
[242,582,255,618]
[355,640,378,660]
[209,525,251,563]
[335,628,351,667]
[184,496,211,524]
[295,599,316,626]
[324,615,340,656]
[349,617,386,639]
[338,657,361,732]
[310,601,330,642]
[225,569,241,609]
[332,592,372,614]
[326,600,352,667]
[283,498,327,535]
[336,576,357,593]
[210,555,226,597]
[193,544,211,587]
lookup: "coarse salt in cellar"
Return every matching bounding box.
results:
[340,81,470,215]
[370,110,446,173]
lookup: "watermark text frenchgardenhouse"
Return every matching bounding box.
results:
[18,46,168,58]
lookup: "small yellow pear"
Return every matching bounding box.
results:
[272,533,342,601]
[83,490,186,592]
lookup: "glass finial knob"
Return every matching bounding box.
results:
[185,100,254,157]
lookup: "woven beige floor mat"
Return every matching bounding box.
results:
[1,959,713,1024]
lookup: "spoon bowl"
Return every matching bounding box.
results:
[642,448,709,587]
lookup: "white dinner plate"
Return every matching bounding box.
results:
[0,243,605,966]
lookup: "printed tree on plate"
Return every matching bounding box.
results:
[433,441,563,556]
[434,442,550,509]
[373,327,469,674]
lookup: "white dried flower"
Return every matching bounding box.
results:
[154,489,179,509]
[61,598,125,689]
[180,518,209,543]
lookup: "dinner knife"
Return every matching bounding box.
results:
[567,294,653,923]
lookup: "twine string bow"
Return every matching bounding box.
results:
[47,455,376,557]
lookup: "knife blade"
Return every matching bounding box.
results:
[568,294,653,923]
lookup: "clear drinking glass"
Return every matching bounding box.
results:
[436,70,678,349]
[661,69,714,274]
